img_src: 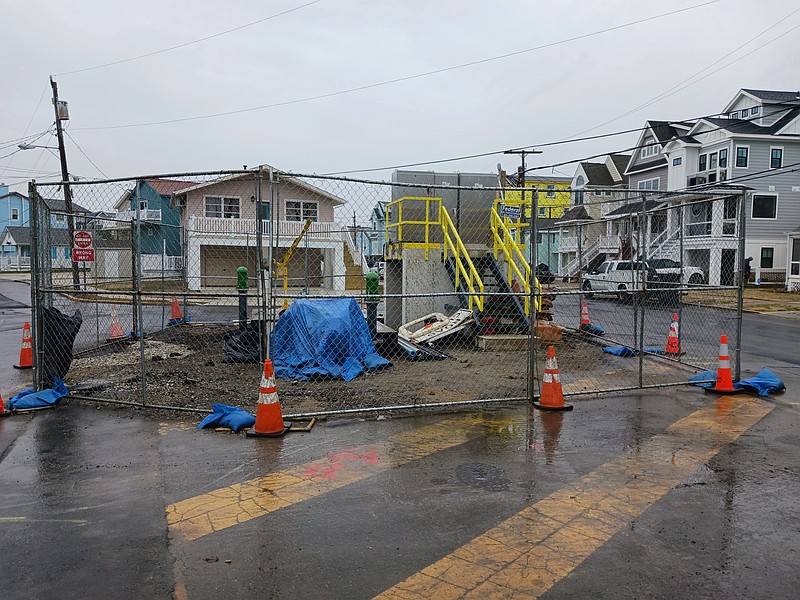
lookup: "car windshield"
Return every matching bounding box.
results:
[650,259,680,268]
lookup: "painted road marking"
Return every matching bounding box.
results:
[375,395,773,599]
[167,414,509,544]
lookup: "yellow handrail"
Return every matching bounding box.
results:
[385,196,441,260]
[490,208,541,315]
[440,206,484,312]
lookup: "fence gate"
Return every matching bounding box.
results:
[28,172,745,417]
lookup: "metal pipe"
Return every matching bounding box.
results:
[735,188,747,380]
[134,180,146,405]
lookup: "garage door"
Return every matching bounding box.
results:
[201,247,257,287]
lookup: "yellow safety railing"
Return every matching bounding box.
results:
[385,196,442,260]
[441,206,484,312]
[490,207,542,315]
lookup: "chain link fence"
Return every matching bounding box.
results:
[27,170,746,417]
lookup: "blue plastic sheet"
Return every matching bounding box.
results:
[603,345,636,357]
[688,370,717,388]
[580,323,605,336]
[197,403,256,432]
[9,378,69,410]
[271,298,391,381]
[735,367,786,396]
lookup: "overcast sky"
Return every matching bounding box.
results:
[1,0,798,203]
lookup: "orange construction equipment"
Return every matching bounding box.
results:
[706,334,744,395]
[665,313,683,355]
[108,305,127,341]
[0,391,10,418]
[580,301,591,329]
[13,322,33,369]
[246,359,291,437]
[533,345,573,411]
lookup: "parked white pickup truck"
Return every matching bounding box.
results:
[581,260,658,300]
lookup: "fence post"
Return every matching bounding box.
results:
[637,194,646,388]
[134,180,147,405]
[735,188,747,381]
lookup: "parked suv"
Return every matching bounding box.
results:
[581,260,659,301]
[647,258,705,285]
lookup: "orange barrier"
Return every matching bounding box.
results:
[246,359,291,437]
[533,345,573,411]
[706,334,743,395]
[13,322,32,369]
[665,313,682,355]
[171,296,184,322]
[108,305,127,341]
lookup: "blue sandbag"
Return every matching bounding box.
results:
[271,298,391,381]
[198,403,256,432]
[688,370,717,387]
[580,323,605,335]
[9,378,69,409]
[735,367,786,397]
[603,345,636,357]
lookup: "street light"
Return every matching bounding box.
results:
[18,143,59,151]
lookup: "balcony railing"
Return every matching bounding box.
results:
[188,217,338,240]
[116,209,163,222]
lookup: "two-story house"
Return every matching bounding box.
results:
[0,189,90,271]
[555,154,630,277]
[659,88,800,285]
[112,179,190,274]
[171,170,346,291]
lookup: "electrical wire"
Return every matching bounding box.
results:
[54,0,325,76]
[71,1,720,131]
[64,130,109,178]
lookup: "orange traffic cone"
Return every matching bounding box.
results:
[108,305,127,341]
[170,296,184,323]
[0,391,10,418]
[533,345,573,411]
[580,301,591,330]
[13,322,33,369]
[706,334,743,395]
[665,313,683,355]
[246,359,291,437]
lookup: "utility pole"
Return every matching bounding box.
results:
[50,76,80,289]
[503,148,542,250]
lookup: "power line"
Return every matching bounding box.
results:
[72,0,720,131]
[55,0,325,76]
[64,130,109,178]
[566,8,800,139]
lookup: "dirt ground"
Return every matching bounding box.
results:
[65,323,691,417]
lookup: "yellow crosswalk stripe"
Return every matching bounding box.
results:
[167,414,510,544]
[375,396,772,599]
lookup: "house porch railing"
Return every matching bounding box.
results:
[188,216,338,240]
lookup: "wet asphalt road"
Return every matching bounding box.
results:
[1,381,799,599]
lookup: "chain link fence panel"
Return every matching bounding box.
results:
[29,171,746,417]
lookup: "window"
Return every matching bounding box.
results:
[11,208,19,221]
[54,214,66,225]
[637,178,660,191]
[285,200,318,222]
[139,200,148,211]
[791,238,800,276]
[698,154,707,172]
[719,148,728,168]
[64,247,69,259]
[594,189,603,195]
[545,185,555,198]
[736,146,749,168]
[752,194,777,219]
[538,207,546,216]
[729,111,739,120]
[751,106,760,116]
[51,247,57,260]
[760,247,774,269]
[723,197,737,219]
[204,196,240,219]
[575,191,584,205]
[709,152,718,170]
[770,147,783,169]
[672,157,682,166]
[640,137,659,159]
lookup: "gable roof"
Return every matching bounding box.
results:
[741,89,800,103]
[145,178,197,196]
[609,154,631,179]
[43,198,90,214]
[2,226,71,246]
[555,206,591,223]
[689,105,800,137]
[580,162,616,187]
[173,168,346,207]
[0,191,29,203]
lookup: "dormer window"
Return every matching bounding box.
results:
[729,111,739,120]
[640,137,659,159]
[751,106,759,116]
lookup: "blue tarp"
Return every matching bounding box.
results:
[688,367,786,396]
[271,298,391,381]
[9,378,69,410]
[603,345,636,357]
[198,404,256,432]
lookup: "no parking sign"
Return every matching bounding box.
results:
[72,230,95,262]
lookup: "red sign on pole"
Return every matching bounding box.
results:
[72,231,95,262]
